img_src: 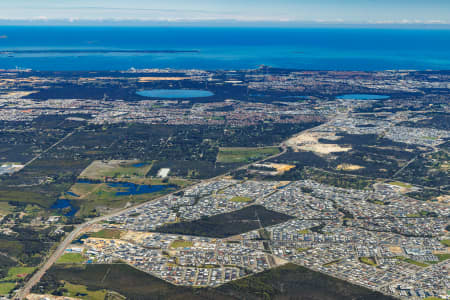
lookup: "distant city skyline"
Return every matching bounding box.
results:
[0,0,449,27]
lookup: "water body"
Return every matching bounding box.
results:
[282,95,311,100]
[51,199,78,217]
[72,234,89,244]
[137,89,214,99]
[65,191,80,197]
[107,182,175,196]
[77,178,102,184]
[0,27,449,71]
[132,162,148,168]
[337,94,390,100]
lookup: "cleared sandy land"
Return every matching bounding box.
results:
[270,163,296,173]
[286,132,351,154]
[436,195,450,204]
[121,230,154,243]
[336,164,364,171]
[3,91,36,98]
[27,294,81,300]
[271,255,289,267]
[157,168,171,178]
[252,163,295,176]
[388,246,403,254]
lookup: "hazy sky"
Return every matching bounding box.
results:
[0,0,449,25]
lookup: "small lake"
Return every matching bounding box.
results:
[65,191,80,197]
[132,162,148,168]
[73,234,89,244]
[136,89,214,99]
[77,178,102,184]
[107,182,175,196]
[51,199,78,217]
[337,94,390,100]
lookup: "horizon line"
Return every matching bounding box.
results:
[0,19,449,29]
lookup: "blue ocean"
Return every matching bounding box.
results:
[0,26,449,71]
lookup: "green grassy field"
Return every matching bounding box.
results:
[1,266,36,281]
[388,181,413,188]
[229,196,253,203]
[68,183,100,198]
[359,257,377,266]
[217,147,280,163]
[0,282,15,295]
[430,254,450,263]
[170,240,194,249]
[395,256,429,267]
[62,281,107,300]
[88,229,123,239]
[296,248,309,252]
[56,253,85,264]
[0,202,13,215]
[441,239,450,247]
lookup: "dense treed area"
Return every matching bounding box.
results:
[36,263,395,300]
[156,205,293,238]
[0,226,62,266]
[0,117,320,208]
[400,112,450,130]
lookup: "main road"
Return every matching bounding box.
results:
[15,142,289,299]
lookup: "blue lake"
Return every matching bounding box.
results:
[107,182,175,196]
[66,191,80,197]
[51,199,78,217]
[337,94,390,100]
[77,178,101,184]
[132,162,148,168]
[73,234,89,244]
[137,89,214,99]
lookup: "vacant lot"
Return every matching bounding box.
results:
[0,282,15,296]
[286,132,351,154]
[1,266,36,281]
[79,160,153,180]
[56,253,85,264]
[60,281,107,300]
[88,229,123,239]
[217,147,280,163]
[170,240,194,249]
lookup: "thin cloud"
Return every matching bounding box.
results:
[369,19,450,25]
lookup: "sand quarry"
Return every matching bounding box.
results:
[286,132,351,155]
